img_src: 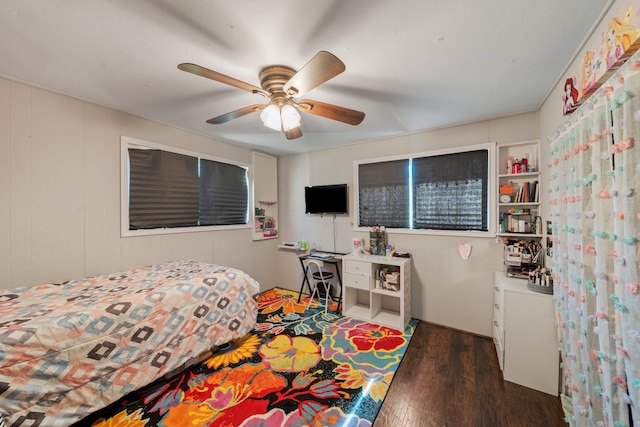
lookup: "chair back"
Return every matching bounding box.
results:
[304,259,329,282]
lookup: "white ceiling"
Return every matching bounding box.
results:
[0,1,609,156]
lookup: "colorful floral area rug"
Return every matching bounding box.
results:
[78,287,417,427]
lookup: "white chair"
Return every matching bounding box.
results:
[304,259,334,312]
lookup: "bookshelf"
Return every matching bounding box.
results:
[496,140,543,278]
[252,152,279,240]
[342,254,411,331]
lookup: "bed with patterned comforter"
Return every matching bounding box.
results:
[0,260,260,427]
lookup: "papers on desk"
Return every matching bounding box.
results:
[309,253,333,259]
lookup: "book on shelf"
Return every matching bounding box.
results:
[529,180,538,203]
[512,181,538,203]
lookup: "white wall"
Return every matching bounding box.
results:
[275,112,539,336]
[0,77,279,290]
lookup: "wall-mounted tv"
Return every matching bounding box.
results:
[304,184,348,215]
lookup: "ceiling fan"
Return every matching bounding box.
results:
[178,51,365,140]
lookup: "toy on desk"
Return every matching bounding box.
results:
[351,237,365,254]
[385,245,395,257]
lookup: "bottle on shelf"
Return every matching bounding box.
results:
[512,158,520,174]
[521,154,528,173]
[535,216,542,235]
[528,154,537,172]
[506,156,513,174]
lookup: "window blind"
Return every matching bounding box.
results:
[199,159,249,226]
[412,150,488,231]
[128,149,200,229]
[358,159,411,228]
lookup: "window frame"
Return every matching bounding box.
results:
[353,142,497,237]
[120,136,252,237]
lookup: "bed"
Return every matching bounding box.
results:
[0,260,260,427]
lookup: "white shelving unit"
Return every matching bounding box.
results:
[493,272,559,395]
[342,254,411,330]
[252,152,278,241]
[497,140,541,237]
[496,140,544,278]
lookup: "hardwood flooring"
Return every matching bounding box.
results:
[374,321,566,427]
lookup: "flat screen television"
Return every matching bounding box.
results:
[305,184,348,215]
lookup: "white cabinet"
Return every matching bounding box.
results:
[342,254,411,331]
[252,152,278,240]
[493,272,559,395]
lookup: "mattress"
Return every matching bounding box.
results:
[0,260,260,427]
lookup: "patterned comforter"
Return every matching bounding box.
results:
[0,260,260,427]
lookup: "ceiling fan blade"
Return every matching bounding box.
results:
[206,104,266,124]
[298,99,365,126]
[284,126,303,140]
[283,51,345,98]
[178,63,269,97]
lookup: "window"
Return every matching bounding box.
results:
[356,144,494,235]
[121,136,249,236]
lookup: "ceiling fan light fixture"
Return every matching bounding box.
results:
[281,104,301,131]
[260,104,281,131]
[179,51,364,136]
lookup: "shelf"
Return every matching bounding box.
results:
[498,172,539,179]
[252,152,278,242]
[344,304,371,319]
[278,244,303,251]
[497,141,544,273]
[498,233,543,238]
[371,309,402,328]
[498,202,539,207]
[371,287,402,297]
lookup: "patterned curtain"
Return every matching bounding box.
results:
[549,52,640,427]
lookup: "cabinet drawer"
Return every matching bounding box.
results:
[343,272,371,290]
[344,260,371,276]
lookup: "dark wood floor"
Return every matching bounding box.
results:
[375,321,567,427]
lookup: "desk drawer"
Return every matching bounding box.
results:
[344,260,371,276]
[343,272,371,290]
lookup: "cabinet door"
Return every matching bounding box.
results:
[503,289,558,395]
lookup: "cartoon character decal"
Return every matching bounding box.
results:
[562,4,640,115]
[604,17,638,69]
[562,77,579,115]
[581,50,596,95]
